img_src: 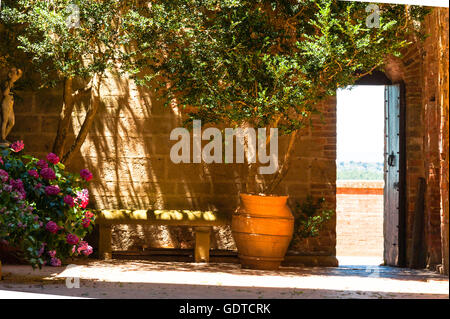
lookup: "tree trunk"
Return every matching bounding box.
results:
[263,130,298,194]
[245,161,261,194]
[242,123,263,194]
[61,74,101,164]
[52,77,74,158]
[242,124,299,195]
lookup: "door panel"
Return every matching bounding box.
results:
[384,84,401,266]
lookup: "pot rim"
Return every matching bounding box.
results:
[239,192,289,199]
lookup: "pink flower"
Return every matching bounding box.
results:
[77,241,93,256]
[9,179,26,199]
[77,241,88,254]
[82,245,93,256]
[40,168,56,180]
[0,156,3,165]
[37,243,46,257]
[81,218,91,228]
[10,140,24,152]
[46,153,60,164]
[28,169,39,178]
[85,211,94,219]
[10,179,24,191]
[66,233,79,245]
[80,169,93,182]
[45,221,59,234]
[0,169,9,183]
[76,189,89,208]
[50,257,61,267]
[45,185,60,196]
[37,160,48,169]
[34,183,43,189]
[64,195,75,207]
[48,250,56,258]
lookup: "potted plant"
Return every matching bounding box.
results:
[0,141,95,269]
[123,0,427,269]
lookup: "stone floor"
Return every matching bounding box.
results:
[0,258,448,299]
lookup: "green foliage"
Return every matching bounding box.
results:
[290,196,334,247]
[1,0,429,133]
[0,143,94,268]
[0,0,120,86]
[127,0,428,134]
[337,161,383,180]
[0,0,145,88]
[0,187,44,267]
[0,1,161,162]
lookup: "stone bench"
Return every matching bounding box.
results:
[96,209,228,262]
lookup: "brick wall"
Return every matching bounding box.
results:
[439,11,449,275]
[421,8,447,269]
[336,180,384,257]
[383,8,449,272]
[435,8,449,275]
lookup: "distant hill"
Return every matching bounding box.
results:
[337,161,383,180]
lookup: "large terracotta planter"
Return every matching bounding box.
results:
[232,193,294,270]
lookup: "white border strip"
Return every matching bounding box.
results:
[339,0,449,7]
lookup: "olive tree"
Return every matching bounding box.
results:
[1,1,428,192]
[0,0,151,163]
[127,0,428,193]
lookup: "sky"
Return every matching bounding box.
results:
[336,85,385,163]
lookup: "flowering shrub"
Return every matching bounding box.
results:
[0,141,95,268]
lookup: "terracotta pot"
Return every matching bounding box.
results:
[232,193,294,270]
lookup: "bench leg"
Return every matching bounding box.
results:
[194,227,211,263]
[99,224,112,260]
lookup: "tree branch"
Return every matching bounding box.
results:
[263,128,298,194]
[61,74,102,164]
[52,76,94,158]
[52,77,74,157]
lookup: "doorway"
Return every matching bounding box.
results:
[336,81,405,267]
